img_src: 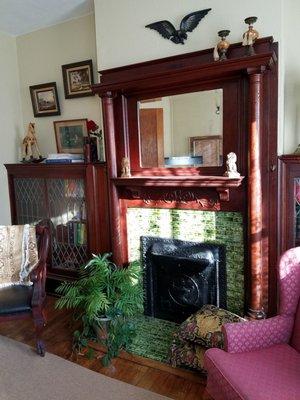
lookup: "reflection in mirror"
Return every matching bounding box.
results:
[138,89,223,168]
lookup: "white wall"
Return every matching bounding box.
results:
[94,0,281,69]
[282,0,300,153]
[94,0,300,154]
[0,32,23,224]
[16,14,101,156]
[172,90,223,156]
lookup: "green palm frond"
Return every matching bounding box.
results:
[55,254,144,318]
[55,254,144,366]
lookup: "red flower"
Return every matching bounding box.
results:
[87,120,99,133]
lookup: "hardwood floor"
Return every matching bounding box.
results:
[0,296,209,400]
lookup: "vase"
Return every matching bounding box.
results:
[83,139,91,163]
[93,317,111,341]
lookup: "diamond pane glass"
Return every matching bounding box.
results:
[14,178,47,224]
[294,178,300,244]
[47,179,88,270]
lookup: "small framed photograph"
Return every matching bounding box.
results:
[62,60,94,99]
[54,119,88,154]
[29,82,60,117]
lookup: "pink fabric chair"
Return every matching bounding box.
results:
[204,247,300,400]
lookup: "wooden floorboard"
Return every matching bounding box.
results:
[0,296,209,400]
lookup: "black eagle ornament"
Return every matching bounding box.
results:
[145,9,212,44]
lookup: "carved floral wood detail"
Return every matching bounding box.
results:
[121,187,220,210]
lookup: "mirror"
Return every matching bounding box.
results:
[138,89,223,168]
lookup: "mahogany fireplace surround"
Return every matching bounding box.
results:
[93,37,279,318]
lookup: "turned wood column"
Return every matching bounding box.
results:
[101,91,124,266]
[247,68,266,319]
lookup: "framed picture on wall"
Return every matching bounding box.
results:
[189,135,223,167]
[62,60,94,99]
[54,119,88,154]
[29,82,60,117]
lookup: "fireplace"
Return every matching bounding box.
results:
[141,236,226,323]
[127,208,244,315]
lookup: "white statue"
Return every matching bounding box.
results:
[121,157,131,177]
[224,152,240,178]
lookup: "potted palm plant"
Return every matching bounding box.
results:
[55,253,143,366]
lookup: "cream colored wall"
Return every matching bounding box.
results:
[16,14,101,156]
[171,90,223,156]
[94,0,300,154]
[282,0,300,153]
[94,0,281,70]
[0,32,23,224]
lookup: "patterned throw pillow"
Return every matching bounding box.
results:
[169,333,207,373]
[177,304,245,349]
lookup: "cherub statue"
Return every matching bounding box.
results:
[22,122,43,162]
[224,152,240,178]
[121,157,131,177]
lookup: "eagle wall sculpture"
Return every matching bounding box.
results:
[145,9,212,44]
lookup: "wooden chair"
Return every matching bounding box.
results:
[0,225,50,356]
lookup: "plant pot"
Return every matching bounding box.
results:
[93,316,111,341]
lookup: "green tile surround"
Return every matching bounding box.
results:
[127,315,178,363]
[127,208,244,315]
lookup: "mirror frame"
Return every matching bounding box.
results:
[137,89,224,169]
[127,79,243,176]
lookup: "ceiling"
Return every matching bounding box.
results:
[0,0,94,36]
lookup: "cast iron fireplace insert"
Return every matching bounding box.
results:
[141,236,226,323]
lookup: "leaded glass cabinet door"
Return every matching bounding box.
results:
[279,155,300,253]
[13,176,90,274]
[294,177,300,247]
[47,178,89,272]
[14,178,47,224]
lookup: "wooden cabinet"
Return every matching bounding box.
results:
[279,155,300,252]
[5,163,111,292]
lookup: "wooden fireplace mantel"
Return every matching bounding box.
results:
[93,37,279,318]
[112,176,244,202]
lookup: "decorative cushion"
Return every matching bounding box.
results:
[169,333,206,373]
[178,305,245,348]
[0,225,38,287]
[0,285,33,315]
[205,344,300,400]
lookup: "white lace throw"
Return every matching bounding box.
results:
[0,224,38,288]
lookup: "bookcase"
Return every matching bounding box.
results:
[279,155,300,253]
[5,163,110,292]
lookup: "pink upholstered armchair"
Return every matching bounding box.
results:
[204,247,300,400]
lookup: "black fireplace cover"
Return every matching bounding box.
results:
[141,236,226,323]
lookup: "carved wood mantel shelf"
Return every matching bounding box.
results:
[112,176,244,202]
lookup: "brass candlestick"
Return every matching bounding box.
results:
[215,30,230,61]
[242,16,259,56]
[294,144,300,155]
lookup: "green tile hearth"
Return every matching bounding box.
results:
[127,208,244,315]
[127,315,178,363]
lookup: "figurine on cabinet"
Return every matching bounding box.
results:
[21,122,44,162]
[224,152,240,178]
[121,157,131,177]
